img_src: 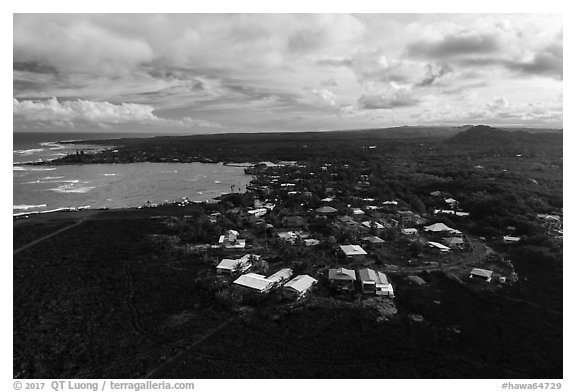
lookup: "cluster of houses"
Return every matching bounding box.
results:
[218,260,318,299]
[328,267,394,297]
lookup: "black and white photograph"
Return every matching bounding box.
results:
[11,8,564,387]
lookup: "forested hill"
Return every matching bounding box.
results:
[44,124,561,165]
[449,125,562,146]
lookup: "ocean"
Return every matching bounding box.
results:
[13,132,252,216]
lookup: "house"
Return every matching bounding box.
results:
[503,235,521,243]
[402,228,418,236]
[428,241,451,253]
[357,268,394,297]
[316,206,337,215]
[362,221,384,231]
[361,236,385,248]
[321,196,335,202]
[442,237,464,249]
[352,208,365,216]
[434,209,470,217]
[233,273,274,293]
[216,254,255,274]
[218,230,246,249]
[339,245,368,261]
[469,268,493,282]
[247,208,267,218]
[424,223,462,236]
[328,267,356,291]
[267,268,293,286]
[397,210,426,225]
[304,239,320,246]
[283,275,318,299]
[445,198,458,208]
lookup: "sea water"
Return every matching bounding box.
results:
[13,133,252,215]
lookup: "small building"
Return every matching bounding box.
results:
[469,268,493,283]
[442,237,464,249]
[267,268,293,286]
[357,268,394,297]
[503,235,521,243]
[328,267,356,291]
[402,228,418,236]
[352,208,365,216]
[233,273,274,293]
[428,241,451,253]
[316,206,337,215]
[216,254,254,275]
[283,274,318,299]
[247,208,267,218]
[219,229,246,249]
[339,245,368,261]
[361,235,385,248]
[445,198,458,208]
[424,223,462,236]
[362,221,384,230]
[304,238,320,246]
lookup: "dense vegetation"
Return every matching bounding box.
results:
[16,125,562,378]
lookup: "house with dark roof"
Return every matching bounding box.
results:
[328,267,356,292]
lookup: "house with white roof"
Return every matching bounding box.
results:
[328,267,356,291]
[267,268,293,286]
[402,228,418,235]
[233,273,274,293]
[469,268,493,282]
[218,229,246,249]
[362,221,384,230]
[247,208,267,218]
[424,223,462,236]
[445,198,459,208]
[283,274,318,299]
[339,245,368,261]
[428,241,451,253]
[357,268,394,297]
[503,235,521,243]
[216,254,256,275]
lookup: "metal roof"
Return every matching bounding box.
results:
[340,244,367,256]
[267,268,293,284]
[233,273,274,292]
[358,268,389,285]
[284,274,318,293]
[328,267,356,280]
[470,268,493,278]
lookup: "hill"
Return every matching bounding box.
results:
[449,125,562,146]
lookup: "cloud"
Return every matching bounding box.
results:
[407,32,501,58]
[416,63,453,87]
[311,89,336,106]
[486,97,509,111]
[357,86,421,110]
[13,97,220,128]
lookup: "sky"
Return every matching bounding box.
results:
[13,13,563,134]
